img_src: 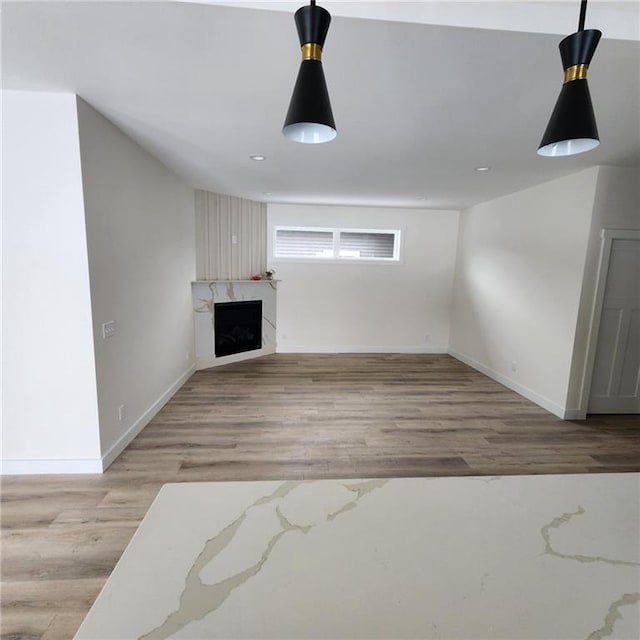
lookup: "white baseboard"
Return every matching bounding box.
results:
[1,366,196,476]
[0,457,104,475]
[196,346,276,370]
[448,349,567,419]
[100,365,196,471]
[277,345,449,354]
[563,408,587,420]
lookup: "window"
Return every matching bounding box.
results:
[274,227,401,262]
[273,228,334,258]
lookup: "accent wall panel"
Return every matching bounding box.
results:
[195,190,266,280]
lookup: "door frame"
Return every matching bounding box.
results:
[579,228,640,417]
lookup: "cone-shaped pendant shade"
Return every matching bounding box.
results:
[538,29,601,157]
[283,3,336,144]
[284,60,335,143]
[538,80,599,156]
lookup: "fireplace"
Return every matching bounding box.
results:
[214,300,263,358]
[193,280,278,369]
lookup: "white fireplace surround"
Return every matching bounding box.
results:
[192,280,278,369]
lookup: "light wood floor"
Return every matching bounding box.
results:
[2,354,639,639]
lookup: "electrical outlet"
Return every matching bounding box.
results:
[102,321,116,339]
[118,404,126,422]
[511,361,518,372]
[424,334,430,343]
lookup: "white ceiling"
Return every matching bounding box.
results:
[3,1,639,209]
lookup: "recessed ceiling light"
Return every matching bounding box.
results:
[416,196,428,201]
[475,166,491,172]
[262,191,273,196]
[250,155,266,161]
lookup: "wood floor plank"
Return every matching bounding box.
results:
[40,613,88,640]
[2,353,639,640]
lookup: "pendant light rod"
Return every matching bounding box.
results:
[578,0,588,31]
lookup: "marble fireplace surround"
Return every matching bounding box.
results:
[192,280,278,369]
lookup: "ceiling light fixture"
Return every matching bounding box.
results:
[283,0,336,144]
[475,166,491,172]
[537,0,601,157]
[249,155,266,161]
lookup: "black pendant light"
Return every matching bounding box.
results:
[538,0,602,157]
[283,0,336,144]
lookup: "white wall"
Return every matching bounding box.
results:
[449,168,599,418]
[2,91,102,472]
[566,166,640,415]
[268,204,459,353]
[76,99,196,467]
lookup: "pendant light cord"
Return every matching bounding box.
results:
[578,0,587,31]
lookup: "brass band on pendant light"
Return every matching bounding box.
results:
[283,0,336,144]
[538,0,602,157]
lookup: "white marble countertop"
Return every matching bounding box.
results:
[192,279,280,284]
[75,473,640,639]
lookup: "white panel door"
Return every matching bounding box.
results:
[589,239,640,413]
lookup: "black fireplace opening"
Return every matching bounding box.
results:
[214,300,263,358]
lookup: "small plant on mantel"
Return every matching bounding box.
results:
[264,269,276,280]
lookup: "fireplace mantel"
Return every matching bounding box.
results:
[191,280,278,369]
